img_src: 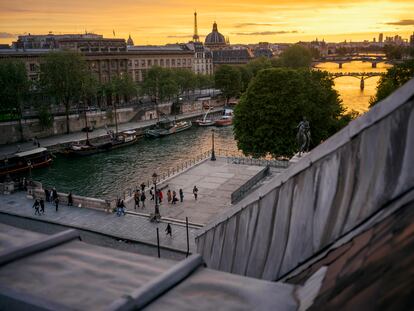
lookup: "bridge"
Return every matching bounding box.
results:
[329,71,383,90]
[313,54,390,69]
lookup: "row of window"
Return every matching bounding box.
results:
[129,58,192,68]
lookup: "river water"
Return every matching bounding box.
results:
[32,61,390,199]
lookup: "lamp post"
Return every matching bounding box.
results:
[211,129,216,161]
[152,172,160,218]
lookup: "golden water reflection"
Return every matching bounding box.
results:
[315,61,392,114]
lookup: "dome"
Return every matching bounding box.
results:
[205,22,226,47]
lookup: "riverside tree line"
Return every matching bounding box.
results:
[1,45,413,156]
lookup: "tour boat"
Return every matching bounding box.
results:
[195,108,215,127]
[0,147,52,177]
[62,130,140,156]
[214,108,234,127]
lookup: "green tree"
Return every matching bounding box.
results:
[112,74,137,104]
[214,65,242,104]
[279,44,313,68]
[384,45,403,60]
[246,57,272,76]
[173,68,196,95]
[0,59,30,140]
[40,51,92,133]
[370,60,414,106]
[234,68,346,157]
[196,74,214,90]
[140,66,179,104]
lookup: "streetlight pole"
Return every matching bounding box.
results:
[152,172,160,219]
[211,129,216,161]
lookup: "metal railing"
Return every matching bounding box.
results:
[216,149,289,168]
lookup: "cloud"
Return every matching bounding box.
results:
[234,23,278,28]
[385,19,414,26]
[232,30,298,36]
[0,32,18,38]
[166,34,191,38]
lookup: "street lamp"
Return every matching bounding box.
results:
[152,172,160,219]
[211,129,216,161]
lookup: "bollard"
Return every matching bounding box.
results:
[186,217,190,258]
[156,228,160,258]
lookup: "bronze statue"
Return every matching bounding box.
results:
[297,117,311,156]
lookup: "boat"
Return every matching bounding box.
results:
[0,147,52,177]
[214,108,234,127]
[195,108,215,127]
[62,130,139,156]
[145,119,192,138]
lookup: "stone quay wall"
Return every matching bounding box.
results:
[195,79,414,281]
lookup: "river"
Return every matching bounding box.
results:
[32,61,391,199]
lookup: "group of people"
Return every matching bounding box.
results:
[116,199,127,216]
[34,187,74,215]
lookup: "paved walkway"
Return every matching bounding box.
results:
[0,108,224,156]
[125,158,265,225]
[0,192,197,252]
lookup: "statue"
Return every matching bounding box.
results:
[296,117,311,156]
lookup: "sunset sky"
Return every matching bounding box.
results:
[1,0,414,45]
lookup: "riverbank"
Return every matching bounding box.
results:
[0,108,224,156]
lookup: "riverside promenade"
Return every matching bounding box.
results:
[0,108,223,156]
[0,192,197,253]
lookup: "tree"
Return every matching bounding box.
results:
[0,59,30,141]
[279,44,313,68]
[40,51,92,133]
[245,57,272,76]
[370,60,414,106]
[214,65,242,104]
[140,66,179,104]
[112,74,137,105]
[234,68,346,157]
[173,68,196,95]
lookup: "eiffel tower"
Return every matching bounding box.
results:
[193,11,200,42]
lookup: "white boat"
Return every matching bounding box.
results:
[195,108,215,127]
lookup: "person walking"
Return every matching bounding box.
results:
[150,187,154,201]
[40,198,45,214]
[179,189,184,203]
[33,199,41,216]
[159,190,163,204]
[54,197,59,212]
[167,190,172,204]
[44,188,50,202]
[120,200,126,216]
[52,187,58,201]
[134,190,140,209]
[193,186,198,201]
[165,223,172,237]
[116,199,122,216]
[140,182,146,192]
[140,191,146,209]
[49,189,54,203]
[68,192,73,207]
[172,190,178,204]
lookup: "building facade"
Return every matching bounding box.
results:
[127,46,194,82]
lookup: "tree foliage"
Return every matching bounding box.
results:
[140,66,179,103]
[278,44,313,68]
[40,51,92,133]
[0,59,30,140]
[370,60,414,107]
[234,68,347,157]
[214,65,242,104]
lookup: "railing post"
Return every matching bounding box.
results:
[156,228,160,258]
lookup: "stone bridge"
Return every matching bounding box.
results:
[313,55,390,68]
[329,72,383,90]
[195,78,414,281]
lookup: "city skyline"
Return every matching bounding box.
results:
[1,0,414,45]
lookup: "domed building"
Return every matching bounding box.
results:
[204,22,228,49]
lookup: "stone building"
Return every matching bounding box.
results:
[127,45,194,82]
[184,42,213,75]
[204,22,228,50]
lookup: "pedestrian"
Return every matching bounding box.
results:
[159,190,163,204]
[172,190,178,204]
[167,189,172,203]
[179,188,184,202]
[33,199,41,216]
[150,187,154,201]
[140,191,146,208]
[49,189,54,203]
[134,190,140,209]
[116,199,122,216]
[68,192,73,206]
[140,182,146,192]
[40,198,45,214]
[165,223,172,237]
[193,186,198,200]
[52,187,58,200]
[120,200,126,215]
[44,188,50,202]
[54,197,59,212]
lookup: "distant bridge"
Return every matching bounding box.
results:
[329,72,383,90]
[313,55,391,69]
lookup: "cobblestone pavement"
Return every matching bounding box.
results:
[125,157,265,225]
[0,192,197,252]
[0,108,223,156]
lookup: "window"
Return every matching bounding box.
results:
[171,59,175,66]
[160,59,164,66]
[29,63,36,72]
[166,59,170,66]
[141,60,146,67]
[154,59,158,65]
[177,59,181,66]
[147,59,152,66]
[111,61,117,69]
